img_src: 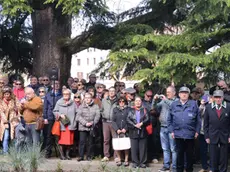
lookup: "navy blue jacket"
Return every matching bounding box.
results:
[168,99,201,139]
[43,90,62,121]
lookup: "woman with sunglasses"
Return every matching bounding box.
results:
[38,87,47,102]
[76,81,85,99]
[112,97,130,166]
[127,96,149,168]
[0,86,20,154]
[13,80,25,101]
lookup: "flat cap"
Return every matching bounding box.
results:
[89,74,96,78]
[179,86,190,93]
[125,87,136,94]
[213,90,224,97]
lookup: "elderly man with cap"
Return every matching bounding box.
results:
[168,86,201,172]
[85,74,97,89]
[125,87,136,107]
[204,90,230,172]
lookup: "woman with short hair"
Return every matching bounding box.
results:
[127,96,149,168]
[53,89,78,160]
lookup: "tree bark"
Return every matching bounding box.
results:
[31,5,71,85]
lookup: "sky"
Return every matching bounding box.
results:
[71,0,142,37]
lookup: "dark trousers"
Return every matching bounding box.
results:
[79,131,95,158]
[130,138,147,166]
[199,134,209,170]
[176,138,195,172]
[43,120,55,156]
[210,143,228,172]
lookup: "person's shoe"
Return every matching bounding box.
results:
[87,157,92,161]
[199,169,209,172]
[116,161,122,166]
[60,156,66,160]
[77,157,84,162]
[158,167,170,172]
[124,161,129,167]
[45,154,51,159]
[101,157,109,162]
[132,163,138,168]
[139,164,146,168]
[152,159,159,164]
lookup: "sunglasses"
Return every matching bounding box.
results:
[120,85,125,87]
[39,91,45,93]
[74,96,80,99]
[97,86,104,89]
[146,95,153,97]
[119,100,125,103]
[0,82,4,84]
[16,83,22,85]
[43,79,49,81]
[78,84,82,86]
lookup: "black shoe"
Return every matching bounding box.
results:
[45,154,51,159]
[139,164,146,168]
[77,157,84,162]
[66,156,72,160]
[158,167,170,172]
[132,163,138,168]
[60,156,66,160]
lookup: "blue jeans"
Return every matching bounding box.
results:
[160,127,177,169]
[25,124,40,147]
[199,134,209,170]
[3,129,10,153]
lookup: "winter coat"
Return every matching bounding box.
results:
[43,90,62,121]
[112,106,129,132]
[77,101,100,131]
[101,97,118,122]
[0,99,20,140]
[126,107,149,139]
[53,98,78,131]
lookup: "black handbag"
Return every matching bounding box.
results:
[60,115,70,126]
[90,124,98,137]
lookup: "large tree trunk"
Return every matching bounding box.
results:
[31,5,71,85]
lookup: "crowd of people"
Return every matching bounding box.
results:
[0,74,230,172]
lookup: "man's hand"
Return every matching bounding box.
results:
[44,119,49,124]
[153,94,159,100]
[200,99,206,105]
[60,114,65,119]
[171,132,175,139]
[117,129,122,134]
[121,129,126,133]
[86,122,93,127]
[195,132,199,139]
[228,138,230,143]
[206,138,210,144]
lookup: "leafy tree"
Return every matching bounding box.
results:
[101,0,230,86]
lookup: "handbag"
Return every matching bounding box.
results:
[60,115,70,126]
[35,116,44,130]
[112,135,131,151]
[51,121,61,136]
[143,108,153,135]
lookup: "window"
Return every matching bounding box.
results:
[93,58,96,65]
[77,59,81,66]
[87,58,89,65]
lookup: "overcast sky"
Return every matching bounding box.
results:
[71,0,142,37]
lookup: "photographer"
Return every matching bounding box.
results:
[154,86,178,172]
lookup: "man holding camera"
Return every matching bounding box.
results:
[154,86,178,172]
[168,86,201,172]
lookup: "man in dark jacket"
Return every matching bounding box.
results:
[43,80,62,158]
[204,90,230,172]
[168,86,201,172]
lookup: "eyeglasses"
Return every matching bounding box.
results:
[63,93,70,95]
[119,100,125,103]
[16,83,22,85]
[97,86,104,89]
[39,91,45,93]
[0,82,4,84]
[74,96,80,99]
[78,84,82,86]
[120,85,125,87]
[146,95,153,97]
[43,79,49,81]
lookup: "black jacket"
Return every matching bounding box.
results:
[126,107,149,139]
[112,106,130,132]
[204,102,230,144]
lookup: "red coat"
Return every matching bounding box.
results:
[13,88,25,100]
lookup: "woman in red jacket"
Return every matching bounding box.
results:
[13,80,25,101]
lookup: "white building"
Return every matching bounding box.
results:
[71,48,109,79]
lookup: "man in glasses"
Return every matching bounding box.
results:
[125,87,136,107]
[43,80,62,158]
[42,76,52,93]
[27,76,40,95]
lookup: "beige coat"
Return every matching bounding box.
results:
[0,99,20,141]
